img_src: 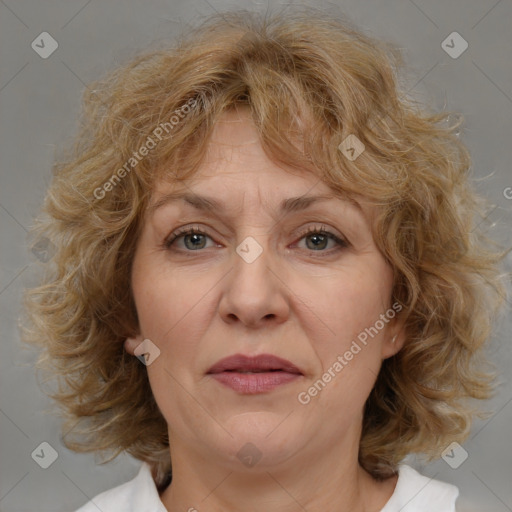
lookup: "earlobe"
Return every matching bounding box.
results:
[382,329,406,359]
[124,336,143,355]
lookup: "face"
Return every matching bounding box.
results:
[127,107,403,472]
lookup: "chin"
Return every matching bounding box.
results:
[224,410,291,436]
[219,412,303,469]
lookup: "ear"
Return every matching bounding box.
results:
[381,320,406,360]
[124,336,144,355]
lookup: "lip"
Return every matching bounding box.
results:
[207,354,303,394]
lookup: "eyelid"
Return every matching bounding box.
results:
[163,224,214,248]
[294,224,349,246]
[163,222,350,252]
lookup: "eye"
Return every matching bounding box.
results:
[164,224,349,255]
[293,225,349,254]
[164,226,215,251]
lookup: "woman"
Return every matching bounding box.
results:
[23,7,505,511]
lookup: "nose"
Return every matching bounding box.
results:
[218,238,290,329]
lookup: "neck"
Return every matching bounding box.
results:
[159,433,397,512]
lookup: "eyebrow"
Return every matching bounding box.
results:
[148,191,359,217]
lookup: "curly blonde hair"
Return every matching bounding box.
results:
[22,6,505,488]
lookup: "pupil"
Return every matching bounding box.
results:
[183,233,328,251]
[308,233,327,250]
[185,233,205,250]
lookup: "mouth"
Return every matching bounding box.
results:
[207,354,303,394]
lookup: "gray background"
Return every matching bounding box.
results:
[1,0,511,510]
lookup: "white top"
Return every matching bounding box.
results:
[76,462,458,512]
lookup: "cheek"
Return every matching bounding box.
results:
[132,264,213,424]
[132,244,214,341]
[301,260,392,393]
[305,262,392,340]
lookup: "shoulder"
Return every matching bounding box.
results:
[380,464,459,512]
[75,462,167,512]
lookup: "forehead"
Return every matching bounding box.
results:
[195,107,306,182]
[149,106,372,223]
[154,108,335,204]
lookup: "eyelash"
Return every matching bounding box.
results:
[163,224,349,256]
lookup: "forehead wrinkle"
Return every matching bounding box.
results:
[149,190,365,225]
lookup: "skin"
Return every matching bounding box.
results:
[125,106,405,512]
